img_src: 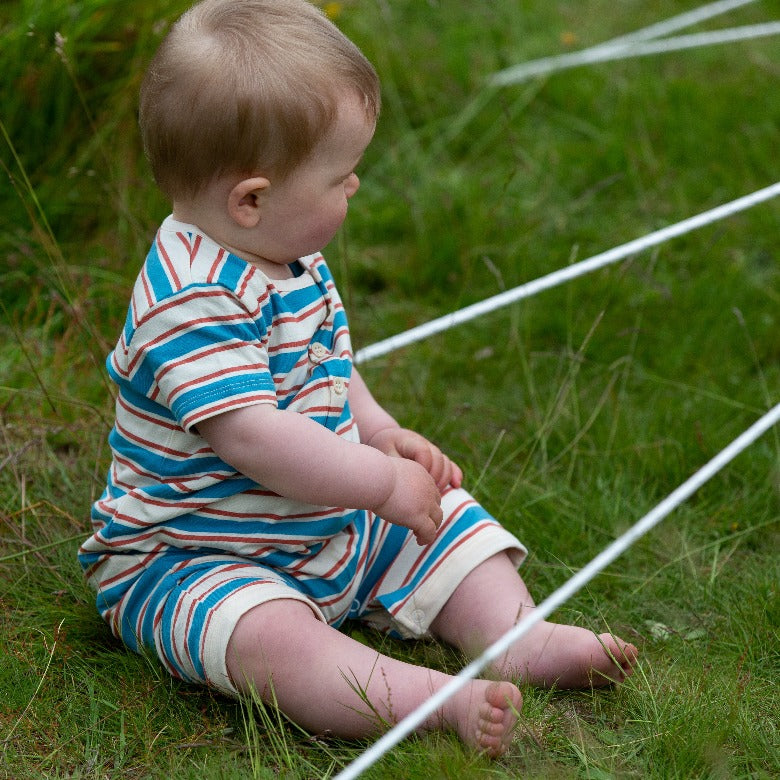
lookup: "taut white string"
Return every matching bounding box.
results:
[489,23,780,86]
[488,0,762,86]
[354,182,780,364]
[578,0,759,48]
[334,401,780,780]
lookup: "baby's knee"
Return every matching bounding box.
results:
[226,598,322,692]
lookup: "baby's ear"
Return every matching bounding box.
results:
[227,176,270,228]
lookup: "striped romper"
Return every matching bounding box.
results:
[79,216,525,695]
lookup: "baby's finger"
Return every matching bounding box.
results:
[431,502,443,528]
[414,517,438,546]
[447,458,464,489]
[425,448,446,485]
[431,454,460,491]
[417,446,435,475]
[437,455,456,489]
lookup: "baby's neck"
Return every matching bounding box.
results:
[171,201,293,279]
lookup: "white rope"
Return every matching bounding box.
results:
[574,0,759,47]
[354,182,780,364]
[336,10,776,776]
[614,21,780,54]
[488,0,762,86]
[334,401,780,780]
[489,22,780,85]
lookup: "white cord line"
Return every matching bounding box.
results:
[488,0,761,86]
[334,401,780,780]
[489,22,780,85]
[573,0,759,48]
[354,182,780,365]
[611,21,780,55]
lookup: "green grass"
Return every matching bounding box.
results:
[1,0,778,777]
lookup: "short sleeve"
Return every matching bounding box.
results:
[118,285,277,432]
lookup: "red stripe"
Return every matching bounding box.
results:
[181,393,276,429]
[91,519,329,550]
[398,495,474,588]
[116,394,181,433]
[187,233,202,268]
[268,298,327,328]
[266,336,314,356]
[393,520,495,615]
[156,343,267,395]
[157,232,183,289]
[207,247,226,282]
[128,288,253,372]
[199,576,264,685]
[236,265,256,298]
[175,231,191,254]
[165,360,269,405]
[140,266,154,309]
[114,418,198,460]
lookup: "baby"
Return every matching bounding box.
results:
[79,0,638,756]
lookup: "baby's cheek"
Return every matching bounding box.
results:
[315,208,349,244]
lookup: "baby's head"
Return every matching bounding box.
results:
[139,0,380,201]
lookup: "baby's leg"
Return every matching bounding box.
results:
[430,552,638,689]
[226,599,522,756]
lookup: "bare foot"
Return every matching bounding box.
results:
[497,618,638,689]
[429,679,522,757]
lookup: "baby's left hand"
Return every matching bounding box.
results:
[367,428,463,492]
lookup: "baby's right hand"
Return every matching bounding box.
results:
[372,457,443,545]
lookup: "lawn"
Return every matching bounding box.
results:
[1,0,778,777]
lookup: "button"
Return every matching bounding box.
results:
[310,342,327,359]
[411,609,426,628]
[333,377,346,395]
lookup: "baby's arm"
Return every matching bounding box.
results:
[349,369,463,491]
[197,404,443,545]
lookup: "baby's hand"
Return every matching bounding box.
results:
[367,428,463,492]
[372,457,443,545]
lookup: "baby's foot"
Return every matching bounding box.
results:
[498,618,638,689]
[435,679,522,757]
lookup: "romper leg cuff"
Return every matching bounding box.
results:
[365,488,527,639]
[389,525,526,638]
[153,564,327,698]
[205,585,327,696]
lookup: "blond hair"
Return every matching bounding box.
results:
[139,0,380,200]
